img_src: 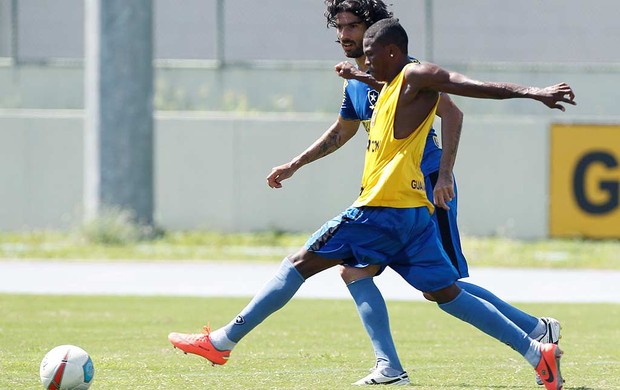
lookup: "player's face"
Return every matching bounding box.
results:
[334,12,366,58]
[363,38,389,81]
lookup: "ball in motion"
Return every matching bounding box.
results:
[40,345,95,390]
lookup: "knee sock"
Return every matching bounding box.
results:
[209,258,305,350]
[439,290,541,367]
[457,281,539,334]
[347,277,404,372]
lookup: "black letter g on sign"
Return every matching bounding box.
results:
[573,151,619,214]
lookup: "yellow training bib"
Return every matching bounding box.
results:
[353,63,438,213]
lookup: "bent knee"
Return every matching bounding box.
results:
[339,264,380,284]
[424,283,461,304]
[422,292,436,302]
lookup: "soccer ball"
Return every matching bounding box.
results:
[39,345,95,390]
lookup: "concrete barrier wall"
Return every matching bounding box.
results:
[1,62,617,239]
[0,109,560,238]
[0,110,83,230]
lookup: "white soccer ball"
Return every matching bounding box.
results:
[40,345,95,390]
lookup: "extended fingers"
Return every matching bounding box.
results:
[556,83,576,104]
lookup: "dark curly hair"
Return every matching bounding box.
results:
[324,0,393,28]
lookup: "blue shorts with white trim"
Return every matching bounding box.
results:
[305,206,459,292]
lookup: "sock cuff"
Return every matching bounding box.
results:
[438,288,467,309]
[282,257,306,283]
[346,276,375,288]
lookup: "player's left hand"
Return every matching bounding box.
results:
[267,163,297,189]
[433,174,455,210]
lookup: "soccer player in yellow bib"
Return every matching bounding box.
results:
[169,17,574,390]
[264,1,560,386]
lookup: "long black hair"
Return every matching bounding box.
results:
[324,0,393,28]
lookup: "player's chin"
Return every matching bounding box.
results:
[343,48,363,58]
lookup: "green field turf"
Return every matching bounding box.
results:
[0,231,618,269]
[1,294,618,389]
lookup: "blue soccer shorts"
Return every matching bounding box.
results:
[425,171,469,278]
[305,206,459,292]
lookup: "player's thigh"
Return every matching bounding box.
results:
[390,221,459,292]
[339,264,381,284]
[288,247,342,279]
[305,207,408,267]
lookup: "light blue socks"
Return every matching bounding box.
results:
[347,277,404,373]
[457,281,540,334]
[210,258,305,350]
[439,290,541,367]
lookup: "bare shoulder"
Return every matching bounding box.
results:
[405,61,441,75]
[403,62,433,91]
[404,61,450,91]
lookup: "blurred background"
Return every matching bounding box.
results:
[0,0,618,240]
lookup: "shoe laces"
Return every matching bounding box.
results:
[182,324,211,342]
[201,324,212,335]
[368,361,379,373]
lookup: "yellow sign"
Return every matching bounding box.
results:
[550,124,620,238]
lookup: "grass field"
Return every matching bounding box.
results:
[0,231,619,269]
[1,294,618,389]
[1,231,618,388]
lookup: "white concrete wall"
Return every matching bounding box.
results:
[0,109,561,238]
[0,110,83,230]
[452,116,549,238]
[156,112,366,232]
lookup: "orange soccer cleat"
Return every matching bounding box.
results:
[168,326,231,366]
[535,343,564,390]
[535,317,562,385]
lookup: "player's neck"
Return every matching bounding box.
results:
[355,56,369,72]
[385,59,411,84]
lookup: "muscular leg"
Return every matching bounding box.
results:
[425,174,545,339]
[340,265,404,373]
[428,283,541,368]
[456,281,541,335]
[423,282,544,338]
[209,248,341,350]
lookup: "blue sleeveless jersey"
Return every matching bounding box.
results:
[339,77,442,176]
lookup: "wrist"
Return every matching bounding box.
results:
[290,157,304,170]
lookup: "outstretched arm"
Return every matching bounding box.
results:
[433,94,463,210]
[407,63,576,111]
[335,61,384,91]
[266,117,360,188]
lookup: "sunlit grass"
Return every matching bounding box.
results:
[0,230,618,268]
[0,294,618,389]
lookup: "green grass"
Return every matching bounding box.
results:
[0,231,619,269]
[0,294,618,389]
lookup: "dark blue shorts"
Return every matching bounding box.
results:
[305,206,459,292]
[425,172,469,278]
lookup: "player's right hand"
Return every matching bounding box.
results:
[267,163,296,189]
[334,61,359,80]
